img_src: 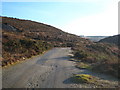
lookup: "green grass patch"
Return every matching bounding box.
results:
[72,74,97,84]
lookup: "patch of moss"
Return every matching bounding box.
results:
[73,74,96,83]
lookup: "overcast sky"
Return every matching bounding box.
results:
[2,0,119,36]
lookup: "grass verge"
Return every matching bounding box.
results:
[72,74,97,84]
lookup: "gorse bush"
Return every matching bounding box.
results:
[74,50,88,59]
[20,39,35,48]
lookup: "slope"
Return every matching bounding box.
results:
[1,16,90,66]
[99,34,120,47]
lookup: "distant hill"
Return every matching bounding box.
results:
[80,36,108,42]
[2,16,87,45]
[99,34,120,46]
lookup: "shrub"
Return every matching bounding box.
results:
[74,50,88,59]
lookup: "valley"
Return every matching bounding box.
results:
[1,16,120,88]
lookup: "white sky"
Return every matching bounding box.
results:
[62,0,119,36]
